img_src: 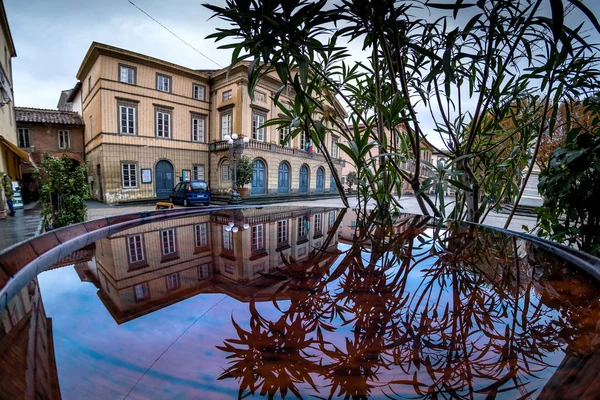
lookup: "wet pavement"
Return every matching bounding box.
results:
[0,202,42,252]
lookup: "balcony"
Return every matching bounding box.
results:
[209,139,345,166]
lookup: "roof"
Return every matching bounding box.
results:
[56,89,71,110]
[14,107,84,126]
[76,42,211,82]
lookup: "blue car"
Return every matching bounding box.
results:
[169,180,210,206]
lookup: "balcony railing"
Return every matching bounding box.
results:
[209,139,345,166]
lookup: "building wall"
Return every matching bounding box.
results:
[17,123,85,165]
[0,5,17,178]
[87,143,209,202]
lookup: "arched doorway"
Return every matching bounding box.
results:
[155,160,174,198]
[316,167,324,193]
[251,159,266,195]
[299,165,309,194]
[278,162,290,194]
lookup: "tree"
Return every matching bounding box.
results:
[537,97,600,255]
[34,154,90,229]
[205,0,600,224]
[236,155,254,188]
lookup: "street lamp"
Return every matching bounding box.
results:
[223,210,250,232]
[223,133,250,204]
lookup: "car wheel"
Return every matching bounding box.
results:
[183,198,189,207]
[169,196,174,204]
[203,202,210,206]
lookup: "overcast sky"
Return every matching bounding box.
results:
[5,0,600,148]
[6,0,234,109]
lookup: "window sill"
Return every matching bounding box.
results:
[127,262,149,271]
[297,237,309,245]
[249,251,268,261]
[161,254,179,263]
[276,243,291,252]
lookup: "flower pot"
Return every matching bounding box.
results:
[238,187,249,198]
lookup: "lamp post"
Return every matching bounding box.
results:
[224,133,250,204]
[224,210,250,233]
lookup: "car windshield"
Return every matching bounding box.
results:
[191,181,208,191]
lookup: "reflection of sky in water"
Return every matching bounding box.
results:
[37,236,574,399]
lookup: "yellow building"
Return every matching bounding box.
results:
[0,0,28,182]
[76,42,345,203]
[82,207,342,323]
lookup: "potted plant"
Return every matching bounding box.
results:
[346,171,357,193]
[236,155,253,198]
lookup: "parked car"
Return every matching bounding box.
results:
[169,180,210,206]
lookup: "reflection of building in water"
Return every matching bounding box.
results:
[82,208,342,324]
[0,279,61,399]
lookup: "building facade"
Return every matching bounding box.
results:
[0,0,27,183]
[14,107,85,201]
[82,206,342,323]
[75,42,345,204]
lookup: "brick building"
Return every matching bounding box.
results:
[74,42,345,204]
[14,107,84,201]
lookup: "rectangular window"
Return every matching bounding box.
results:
[127,234,145,264]
[88,76,92,95]
[119,105,136,135]
[134,283,150,301]
[156,74,171,92]
[58,130,70,149]
[192,164,205,181]
[121,163,138,188]
[328,211,335,230]
[220,113,232,139]
[252,263,265,276]
[17,128,30,148]
[223,226,233,250]
[194,223,208,247]
[277,220,288,244]
[161,228,177,256]
[279,126,290,147]
[119,65,136,84]
[89,116,93,140]
[198,263,210,280]
[224,264,234,274]
[314,213,322,235]
[297,217,306,238]
[332,136,339,158]
[222,89,232,101]
[251,224,264,252]
[252,113,265,141]
[193,84,206,100]
[156,110,171,138]
[191,115,206,142]
[300,132,307,150]
[166,273,180,291]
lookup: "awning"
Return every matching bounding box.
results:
[0,135,31,163]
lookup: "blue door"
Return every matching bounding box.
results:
[251,159,266,195]
[330,173,337,192]
[155,160,174,198]
[278,162,289,194]
[299,165,309,194]
[316,168,324,193]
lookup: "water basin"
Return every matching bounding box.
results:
[1,205,599,399]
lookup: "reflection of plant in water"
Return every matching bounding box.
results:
[217,211,600,399]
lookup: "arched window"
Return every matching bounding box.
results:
[299,165,309,194]
[278,162,290,194]
[221,161,232,183]
[316,167,324,193]
[251,159,266,195]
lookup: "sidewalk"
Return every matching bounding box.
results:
[0,201,43,253]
